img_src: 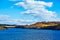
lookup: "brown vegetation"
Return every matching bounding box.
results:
[24,22,60,29]
[0,26,7,30]
[0,22,60,30]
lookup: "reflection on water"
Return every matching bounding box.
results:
[0,28,60,40]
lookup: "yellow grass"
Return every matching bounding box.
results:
[30,23,58,28]
[0,26,6,30]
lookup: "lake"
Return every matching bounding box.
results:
[0,28,60,40]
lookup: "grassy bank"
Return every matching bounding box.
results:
[0,26,7,30]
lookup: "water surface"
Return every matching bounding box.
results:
[0,28,60,40]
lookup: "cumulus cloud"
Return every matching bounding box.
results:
[14,0,59,21]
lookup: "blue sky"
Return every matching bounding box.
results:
[0,0,60,25]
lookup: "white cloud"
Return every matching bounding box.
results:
[0,15,15,23]
[14,0,59,21]
[0,15,36,25]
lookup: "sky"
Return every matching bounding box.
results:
[0,0,60,25]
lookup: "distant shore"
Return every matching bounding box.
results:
[0,21,60,30]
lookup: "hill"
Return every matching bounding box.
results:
[0,21,60,30]
[24,22,60,30]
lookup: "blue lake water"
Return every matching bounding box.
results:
[0,28,60,40]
